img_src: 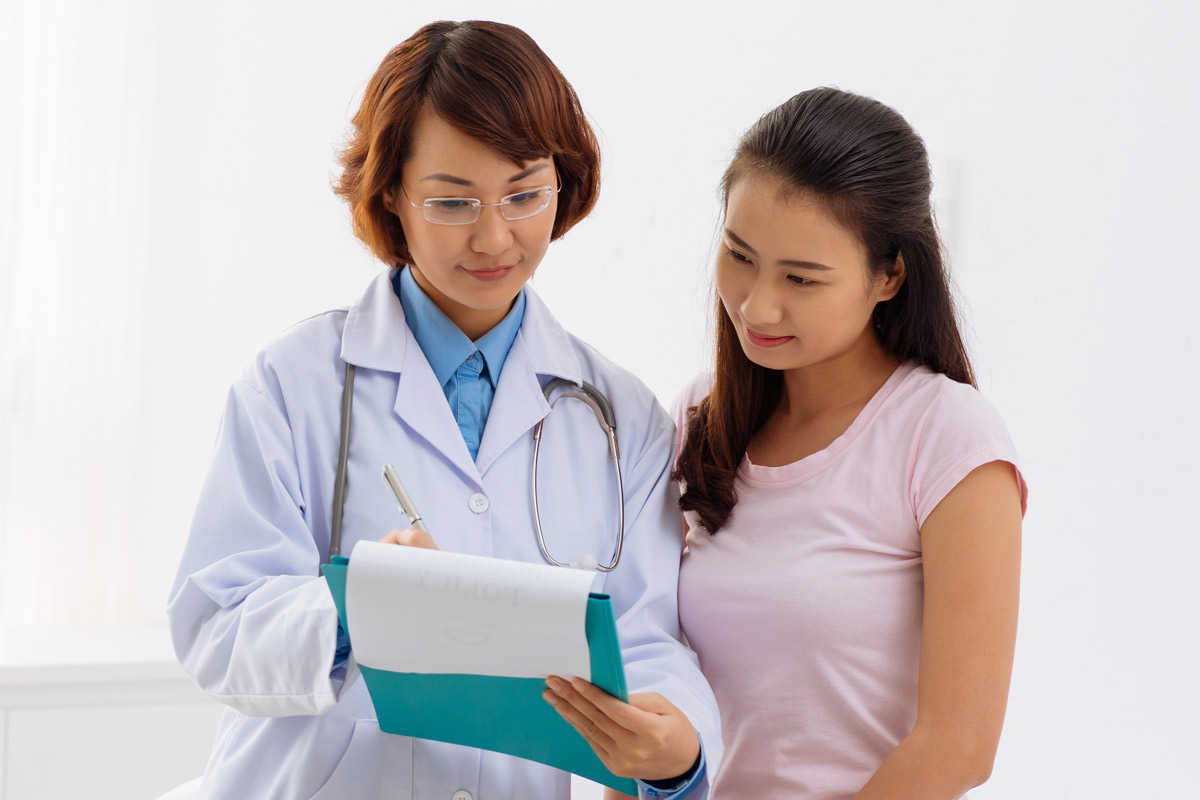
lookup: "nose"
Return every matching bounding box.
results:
[739,274,783,327]
[469,205,514,255]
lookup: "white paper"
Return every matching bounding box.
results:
[345,540,597,681]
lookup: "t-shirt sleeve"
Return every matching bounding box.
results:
[910,380,1029,527]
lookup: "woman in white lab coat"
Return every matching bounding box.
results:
[167,20,720,800]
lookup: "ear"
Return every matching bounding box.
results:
[382,189,396,216]
[877,251,906,301]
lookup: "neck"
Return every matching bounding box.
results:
[777,332,899,423]
[410,265,515,341]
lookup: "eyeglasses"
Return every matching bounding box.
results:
[401,183,560,226]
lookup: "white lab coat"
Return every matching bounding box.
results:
[168,271,722,800]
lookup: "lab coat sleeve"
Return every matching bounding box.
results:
[167,374,349,717]
[605,405,723,798]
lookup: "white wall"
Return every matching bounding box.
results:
[2,0,1198,797]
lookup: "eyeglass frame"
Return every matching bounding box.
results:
[399,178,563,226]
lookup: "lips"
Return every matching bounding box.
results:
[745,327,794,348]
[464,265,515,282]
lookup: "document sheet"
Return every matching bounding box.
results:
[344,540,598,681]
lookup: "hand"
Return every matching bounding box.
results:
[543,676,700,782]
[378,528,439,549]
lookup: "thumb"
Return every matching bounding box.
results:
[628,692,675,715]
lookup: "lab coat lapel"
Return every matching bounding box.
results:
[392,339,480,482]
[340,270,479,483]
[475,287,581,476]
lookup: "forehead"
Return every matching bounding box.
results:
[725,174,865,264]
[404,108,550,184]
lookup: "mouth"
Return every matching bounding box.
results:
[463,264,515,282]
[745,327,794,348]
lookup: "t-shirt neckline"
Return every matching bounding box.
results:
[740,361,920,487]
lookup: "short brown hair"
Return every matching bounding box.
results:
[333,20,602,266]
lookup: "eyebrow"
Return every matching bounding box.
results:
[724,229,834,270]
[421,163,549,186]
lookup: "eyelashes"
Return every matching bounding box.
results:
[725,247,751,263]
[724,247,816,287]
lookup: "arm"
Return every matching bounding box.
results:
[854,460,1022,799]
[547,400,720,797]
[167,377,348,717]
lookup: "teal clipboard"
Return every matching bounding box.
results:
[322,555,638,795]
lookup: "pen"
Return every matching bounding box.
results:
[381,463,430,534]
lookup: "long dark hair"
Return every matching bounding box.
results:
[674,87,975,535]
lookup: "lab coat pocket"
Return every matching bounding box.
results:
[309,718,413,799]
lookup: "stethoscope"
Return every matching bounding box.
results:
[328,362,625,571]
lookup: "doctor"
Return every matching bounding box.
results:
[167,19,720,800]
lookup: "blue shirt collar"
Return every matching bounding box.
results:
[392,266,526,387]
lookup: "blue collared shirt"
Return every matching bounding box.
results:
[393,265,525,461]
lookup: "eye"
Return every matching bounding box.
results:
[506,189,544,206]
[430,198,473,211]
[724,247,752,264]
[787,274,816,287]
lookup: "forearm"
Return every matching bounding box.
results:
[169,573,347,715]
[853,725,994,800]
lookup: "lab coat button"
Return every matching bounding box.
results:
[451,792,473,800]
[468,493,490,514]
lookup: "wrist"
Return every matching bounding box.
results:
[641,736,703,792]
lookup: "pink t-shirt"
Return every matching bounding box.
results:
[672,362,1028,799]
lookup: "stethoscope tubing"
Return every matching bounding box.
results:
[327,362,625,571]
[531,379,624,571]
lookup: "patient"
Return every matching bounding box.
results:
[669,88,1028,799]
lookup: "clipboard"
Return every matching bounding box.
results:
[322,555,638,795]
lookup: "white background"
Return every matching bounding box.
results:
[2,0,1198,797]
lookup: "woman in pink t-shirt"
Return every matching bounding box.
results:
[668,89,1029,799]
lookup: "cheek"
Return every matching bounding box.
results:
[714,263,740,309]
[407,225,462,263]
[522,213,556,252]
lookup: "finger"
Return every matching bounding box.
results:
[378,529,439,549]
[568,677,647,735]
[407,529,439,549]
[545,677,635,741]
[542,686,616,755]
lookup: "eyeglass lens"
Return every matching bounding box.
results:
[423,186,555,225]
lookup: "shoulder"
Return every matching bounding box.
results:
[884,364,1027,523]
[667,371,714,438]
[568,332,671,436]
[892,365,1014,450]
[236,307,349,408]
[521,286,671,434]
[671,372,715,417]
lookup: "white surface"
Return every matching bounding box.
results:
[0,624,221,800]
[0,623,175,668]
[345,541,596,680]
[1,710,7,800]
[5,703,223,800]
[1,1,1198,797]
[0,624,210,709]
